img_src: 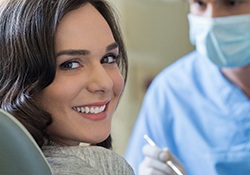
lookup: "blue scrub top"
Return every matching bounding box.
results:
[125,51,250,175]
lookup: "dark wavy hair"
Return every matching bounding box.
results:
[0,0,127,149]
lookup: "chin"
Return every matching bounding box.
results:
[89,130,110,144]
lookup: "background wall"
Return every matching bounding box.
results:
[110,0,194,156]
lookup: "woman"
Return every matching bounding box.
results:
[0,0,133,174]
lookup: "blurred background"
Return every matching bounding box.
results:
[109,0,194,156]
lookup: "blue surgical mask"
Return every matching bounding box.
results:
[188,13,250,67]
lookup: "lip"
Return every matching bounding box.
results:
[72,100,110,121]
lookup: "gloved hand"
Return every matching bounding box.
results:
[138,144,185,175]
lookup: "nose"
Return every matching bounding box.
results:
[87,64,113,94]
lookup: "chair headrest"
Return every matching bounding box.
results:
[0,109,53,175]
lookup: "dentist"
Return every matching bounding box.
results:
[125,0,250,174]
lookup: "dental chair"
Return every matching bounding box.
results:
[0,109,53,175]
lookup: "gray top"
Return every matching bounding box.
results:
[42,144,134,175]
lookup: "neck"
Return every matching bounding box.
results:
[221,64,250,99]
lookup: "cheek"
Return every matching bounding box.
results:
[37,78,82,111]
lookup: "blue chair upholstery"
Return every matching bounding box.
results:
[0,109,53,175]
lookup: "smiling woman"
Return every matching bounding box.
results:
[35,3,125,147]
[0,0,133,174]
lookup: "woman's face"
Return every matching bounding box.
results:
[36,3,124,145]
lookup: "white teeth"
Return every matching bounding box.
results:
[74,105,106,114]
[94,107,99,114]
[81,107,85,113]
[76,107,81,112]
[90,107,95,113]
[85,107,90,113]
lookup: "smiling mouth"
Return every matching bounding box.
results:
[73,105,106,114]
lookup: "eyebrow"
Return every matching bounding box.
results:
[56,42,119,57]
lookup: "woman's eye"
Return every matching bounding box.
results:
[59,60,81,70]
[101,54,118,64]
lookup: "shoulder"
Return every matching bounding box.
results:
[144,51,199,95]
[42,145,134,175]
[141,50,219,113]
[42,145,99,175]
[154,51,202,83]
[77,146,134,174]
[148,50,214,93]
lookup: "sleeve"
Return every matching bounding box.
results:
[124,73,174,175]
